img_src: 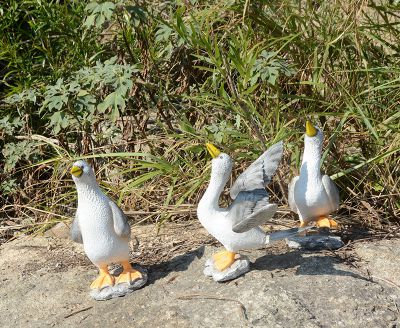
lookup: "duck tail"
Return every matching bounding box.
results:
[264,226,315,244]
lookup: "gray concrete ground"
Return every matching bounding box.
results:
[0,223,399,328]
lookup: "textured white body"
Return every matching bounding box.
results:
[289,131,339,224]
[76,184,130,267]
[293,167,332,221]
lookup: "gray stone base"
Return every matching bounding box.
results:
[90,264,148,301]
[204,255,250,282]
[286,235,344,250]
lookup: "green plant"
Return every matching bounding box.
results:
[0,0,399,241]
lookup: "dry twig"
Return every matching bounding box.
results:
[64,306,93,319]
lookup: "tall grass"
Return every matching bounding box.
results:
[0,0,399,240]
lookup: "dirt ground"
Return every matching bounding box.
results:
[0,221,399,328]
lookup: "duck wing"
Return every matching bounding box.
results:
[70,214,83,244]
[228,142,283,233]
[229,189,278,233]
[109,201,131,240]
[229,141,283,199]
[322,175,339,212]
[288,176,299,213]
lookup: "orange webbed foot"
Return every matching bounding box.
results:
[90,266,115,290]
[212,250,237,272]
[115,262,143,285]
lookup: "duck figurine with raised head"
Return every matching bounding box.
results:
[197,141,309,281]
[288,121,339,229]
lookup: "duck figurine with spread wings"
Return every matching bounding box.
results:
[198,141,309,280]
[288,121,339,229]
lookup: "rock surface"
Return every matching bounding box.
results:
[0,227,399,328]
[354,239,400,286]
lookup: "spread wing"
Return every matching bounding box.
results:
[322,175,340,212]
[228,142,283,233]
[288,176,299,213]
[109,201,131,240]
[230,141,283,199]
[70,214,83,244]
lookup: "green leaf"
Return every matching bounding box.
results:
[97,91,126,120]
[83,1,116,28]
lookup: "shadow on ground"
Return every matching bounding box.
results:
[252,250,368,281]
[145,246,206,285]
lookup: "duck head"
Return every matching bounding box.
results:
[205,143,233,185]
[70,160,97,186]
[305,120,324,152]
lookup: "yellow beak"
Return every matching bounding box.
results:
[206,143,221,158]
[305,120,317,137]
[70,165,83,177]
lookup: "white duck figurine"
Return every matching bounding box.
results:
[70,160,144,291]
[288,121,339,228]
[198,141,306,273]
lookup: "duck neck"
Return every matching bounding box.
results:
[300,139,322,181]
[199,175,226,211]
[75,182,103,205]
